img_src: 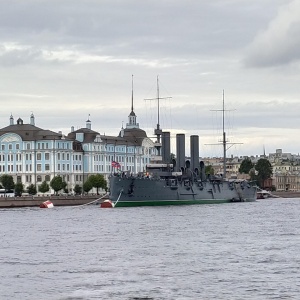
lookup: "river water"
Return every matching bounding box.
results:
[1,199,300,300]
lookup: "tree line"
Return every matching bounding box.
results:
[238,158,273,189]
[0,174,107,196]
[204,157,273,189]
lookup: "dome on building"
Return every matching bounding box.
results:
[119,128,147,146]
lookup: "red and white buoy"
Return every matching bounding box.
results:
[100,199,114,208]
[39,200,54,208]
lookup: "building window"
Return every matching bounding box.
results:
[27,143,31,150]
[37,175,42,182]
[37,153,42,160]
[45,153,50,160]
[1,145,4,150]
[45,164,50,171]
[9,144,12,150]
[16,144,20,150]
[37,164,41,171]
[45,175,50,181]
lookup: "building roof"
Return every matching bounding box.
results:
[0,123,66,141]
[67,127,148,146]
[118,128,148,146]
[67,128,100,143]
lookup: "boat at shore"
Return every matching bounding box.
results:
[257,189,279,199]
[108,82,257,207]
[109,166,257,207]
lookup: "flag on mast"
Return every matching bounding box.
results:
[111,161,121,169]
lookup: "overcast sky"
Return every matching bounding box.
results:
[0,0,299,157]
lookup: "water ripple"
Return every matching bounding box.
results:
[1,199,300,299]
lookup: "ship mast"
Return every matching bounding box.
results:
[145,76,171,156]
[207,90,242,179]
[222,90,226,178]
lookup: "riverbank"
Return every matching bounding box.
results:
[0,194,107,208]
[272,191,300,198]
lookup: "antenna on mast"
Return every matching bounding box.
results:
[144,76,172,156]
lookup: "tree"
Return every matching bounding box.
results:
[50,176,67,195]
[239,158,254,174]
[249,168,257,181]
[74,184,82,195]
[39,180,50,194]
[205,165,215,175]
[83,180,93,194]
[0,175,15,191]
[170,153,176,164]
[88,174,107,194]
[255,158,273,188]
[27,184,37,195]
[14,182,24,197]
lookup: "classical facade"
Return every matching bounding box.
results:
[0,104,155,193]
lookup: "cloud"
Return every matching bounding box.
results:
[244,0,300,67]
[0,43,43,66]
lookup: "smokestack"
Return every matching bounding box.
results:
[162,132,171,163]
[176,133,185,171]
[190,135,199,172]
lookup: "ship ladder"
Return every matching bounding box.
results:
[190,184,195,199]
[114,189,123,207]
[235,183,244,202]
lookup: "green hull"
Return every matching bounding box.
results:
[114,198,255,207]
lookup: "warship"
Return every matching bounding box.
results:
[108,81,257,207]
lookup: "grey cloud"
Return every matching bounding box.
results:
[244,0,300,68]
[0,47,43,66]
[0,0,279,59]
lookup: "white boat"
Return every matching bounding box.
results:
[257,189,278,199]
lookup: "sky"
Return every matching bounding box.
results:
[0,0,300,158]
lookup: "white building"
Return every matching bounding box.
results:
[0,103,155,193]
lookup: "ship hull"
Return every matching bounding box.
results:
[109,176,257,208]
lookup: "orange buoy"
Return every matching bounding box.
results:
[40,200,54,208]
[100,199,114,208]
